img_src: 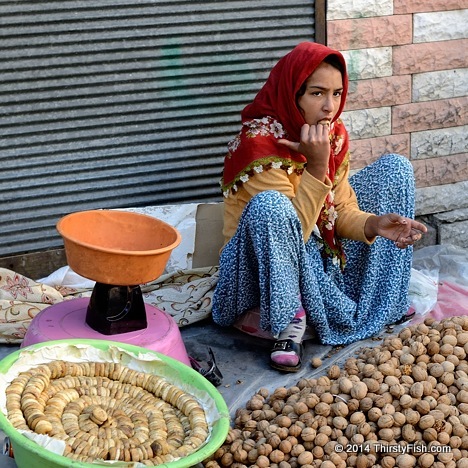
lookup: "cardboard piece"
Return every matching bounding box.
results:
[193,203,224,268]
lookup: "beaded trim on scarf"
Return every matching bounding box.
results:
[314,152,350,268]
[220,117,306,198]
[220,158,305,198]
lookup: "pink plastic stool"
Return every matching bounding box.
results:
[22,298,191,367]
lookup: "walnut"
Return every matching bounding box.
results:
[350,382,368,400]
[311,358,322,368]
[327,365,341,379]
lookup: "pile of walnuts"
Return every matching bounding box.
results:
[203,316,468,468]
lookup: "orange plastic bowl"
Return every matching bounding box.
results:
[56,210,181,285]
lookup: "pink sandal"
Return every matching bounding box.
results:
[270,339,304,372]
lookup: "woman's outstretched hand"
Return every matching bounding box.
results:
[365,214,428,249]
[278,123,330,181]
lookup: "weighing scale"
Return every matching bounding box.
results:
[22,210,191,367]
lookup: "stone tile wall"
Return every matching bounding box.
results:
[327,0,468,248]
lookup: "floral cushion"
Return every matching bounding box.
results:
[0,267,218,344]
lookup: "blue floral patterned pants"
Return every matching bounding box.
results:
[212,154,416,345]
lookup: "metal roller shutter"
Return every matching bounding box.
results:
[0,0,320,256]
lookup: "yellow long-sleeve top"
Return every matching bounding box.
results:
[222,163,376,248]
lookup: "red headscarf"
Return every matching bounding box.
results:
[221,42,351,267]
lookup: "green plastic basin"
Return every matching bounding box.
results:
[0,339,230,468]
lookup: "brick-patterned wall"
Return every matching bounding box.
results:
[327,0,468,248]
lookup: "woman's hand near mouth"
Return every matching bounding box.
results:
[278,122,330,181]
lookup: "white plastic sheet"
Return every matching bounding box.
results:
[408,268,438,316]
[409,244,468,320]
